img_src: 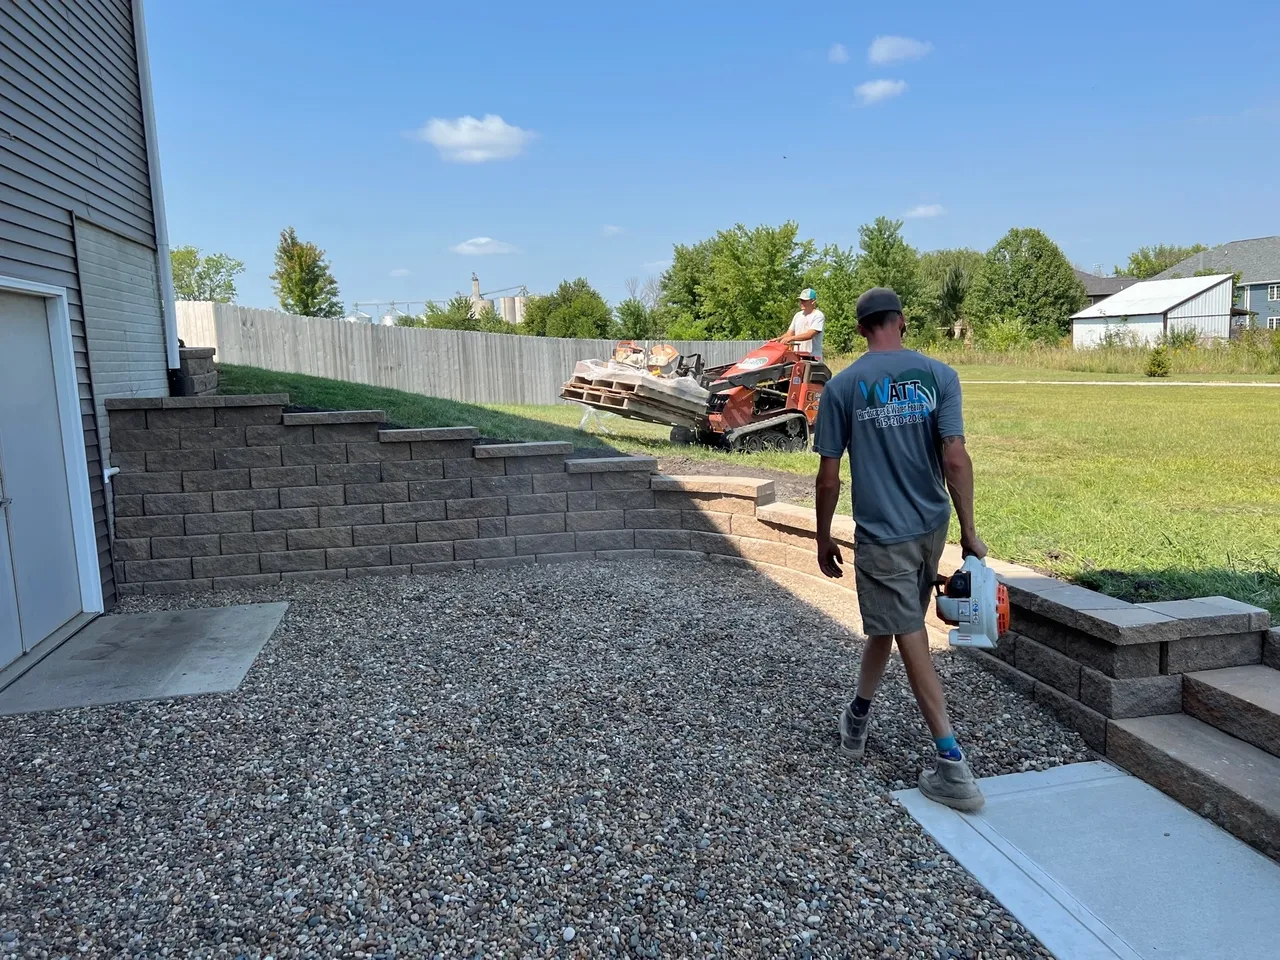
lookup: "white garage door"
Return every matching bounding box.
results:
[0,291,86,668]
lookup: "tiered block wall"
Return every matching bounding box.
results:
[105,393,1277,761]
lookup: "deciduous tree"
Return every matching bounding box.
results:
[522,278,614,338]
[170,245,244,302]
[616,298,657,339]
[701,222,816,341]
[270,227,343,318]
[851,217,919,313]
[916,248,983,340]
[1115,243,1207,279]
[969,228,1086,342]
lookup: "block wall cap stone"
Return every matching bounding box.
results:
[379,427,479,442]
[565,456,658,474]
[756,502,817,532]
[474,442,573,458]
[106,394,289,410]
[753,501,854,542]
[1138,597,1271,636]
[178,347,216,359]
[1075,606,1181,645]
[283,410,386,425]
[651,476,775,500]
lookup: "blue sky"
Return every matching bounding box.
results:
[146,0,1280,312]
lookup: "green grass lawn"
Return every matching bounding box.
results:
[950,365,1280,383]
[221,364,1280,620]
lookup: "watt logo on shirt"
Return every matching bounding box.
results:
[858,377,937,411]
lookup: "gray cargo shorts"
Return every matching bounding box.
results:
[853,523,949,637]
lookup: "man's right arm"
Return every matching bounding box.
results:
[941,437,986,558]
[937,367,986,558]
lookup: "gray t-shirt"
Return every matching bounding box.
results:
[813,349,964,545]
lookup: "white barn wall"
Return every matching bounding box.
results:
[1072,314,1165,348]
[1167,279,1233,340]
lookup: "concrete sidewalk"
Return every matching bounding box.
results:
[896,761,1280,960]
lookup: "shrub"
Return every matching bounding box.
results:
[1100,322,1141,348]
[1146,345,1172,378]
[977,314,1033,352]
[1162,327,1200,350]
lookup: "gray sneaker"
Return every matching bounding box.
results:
[839,703,872,759]
[918,755,985,811]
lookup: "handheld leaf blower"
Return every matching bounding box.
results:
[934,556,1010,649]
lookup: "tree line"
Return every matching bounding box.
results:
[605,218,1094,353]
[172,224,1216,351]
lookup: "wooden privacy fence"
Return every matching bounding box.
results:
[176,302,760,406]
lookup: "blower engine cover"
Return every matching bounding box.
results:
[934,555,1010,649]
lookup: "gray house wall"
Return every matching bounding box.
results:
[1,0,170,609]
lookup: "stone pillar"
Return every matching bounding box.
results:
[174,347,218,396]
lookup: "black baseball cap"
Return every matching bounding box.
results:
[855,287,904,321]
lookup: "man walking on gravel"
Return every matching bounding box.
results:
[811,287,988,811]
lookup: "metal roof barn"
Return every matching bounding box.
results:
[1070,274,1235,347]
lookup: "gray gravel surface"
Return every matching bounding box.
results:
[0,561,1091,959]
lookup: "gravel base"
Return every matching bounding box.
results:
[0,561,1091,959]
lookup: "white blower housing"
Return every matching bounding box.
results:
[934,555,1010,650]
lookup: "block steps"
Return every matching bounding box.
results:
[1107,712,1280,862]
[1183,665,1280,759]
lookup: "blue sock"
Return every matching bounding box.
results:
[934,734,963,761]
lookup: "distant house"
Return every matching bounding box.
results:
[1074,270,1140,307]
[1151,236,1280,331]
[1070,274,1236,347]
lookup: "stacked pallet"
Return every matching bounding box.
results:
[560,370,708,429]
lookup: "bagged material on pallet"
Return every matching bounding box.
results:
[571,359,709,406]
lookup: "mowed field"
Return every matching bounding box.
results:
[221,365,1280,619]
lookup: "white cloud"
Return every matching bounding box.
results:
[451,237,519,256]
[855,79,908,105]
[828,43,849,64]
[868,35,933,65]
[602,224,623,237]
[411,114,535,163]
[642,259,671,272]
[389,268,411,277]
[904,203,945,219]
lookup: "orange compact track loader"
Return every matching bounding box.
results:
[673,340,831,452]
[564,340,831,452]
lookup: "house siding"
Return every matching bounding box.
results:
[1241,282,1280,330]
[0,0,164,610]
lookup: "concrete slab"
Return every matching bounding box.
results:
[0,603,287,715]
[895,761,1280,960]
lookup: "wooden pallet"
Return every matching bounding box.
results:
[560,383,702,429]
[567,376,707,415]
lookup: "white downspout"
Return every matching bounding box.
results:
[132,0,180,370]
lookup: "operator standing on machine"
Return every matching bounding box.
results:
[778,288,824,358]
